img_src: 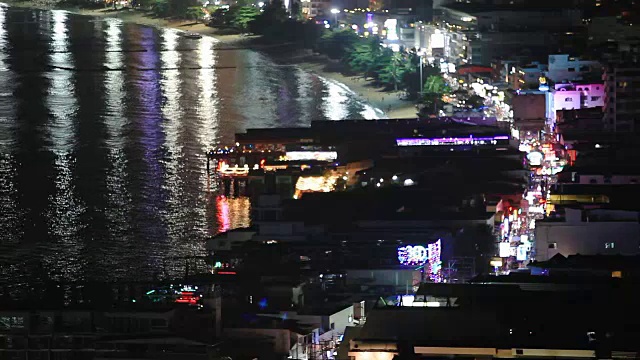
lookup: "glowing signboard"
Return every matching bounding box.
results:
[285,151,338,161]
[397,240,442,282]
[516,245,528,261]
[527,151,544,166]
[396,136,509,147]
[499,242,511,258]
[384,18,398,40]
[397,245,428,266]
[427,240,442,282]
[430,32,444,48]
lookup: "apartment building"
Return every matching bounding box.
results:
[603,61,640,132]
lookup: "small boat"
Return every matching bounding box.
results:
[183,32,202,39]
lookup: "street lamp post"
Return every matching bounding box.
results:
[419,55,423,95]
[330,8,340,26]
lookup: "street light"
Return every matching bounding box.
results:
[330,8,340,26]
[419,55,423,95]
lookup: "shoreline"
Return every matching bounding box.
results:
[3,1,418,119]
[296,59,418,119]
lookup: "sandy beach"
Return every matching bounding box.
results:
[296,60,418,119]
[4,2,418,119]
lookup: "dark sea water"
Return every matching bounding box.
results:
[0,5,382,287]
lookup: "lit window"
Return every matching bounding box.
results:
[548,243,557,249]
[605,242,615,249]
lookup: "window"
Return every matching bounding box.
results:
[0,317,24,329]
[568,67,575,72]
[605,242,615,249]
[565,97,573,102]
[591,96,600,101]
[548,243,557,249]
[330,322,335,330]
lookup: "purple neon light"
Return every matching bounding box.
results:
[396,135,509,146]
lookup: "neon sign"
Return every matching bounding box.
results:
[527,151,544,166]
[285,151,338,161]
[396,136,509,147]
[398,240,442,282]
[427,240,442,282]
[397,245,428,266]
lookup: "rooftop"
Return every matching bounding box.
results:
[284,188,497,223]
[531,254,640,271]
[355,281,640,351]
[562,164,640,175]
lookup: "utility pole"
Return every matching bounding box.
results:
[419,55,423,96]
[214,284,222,337]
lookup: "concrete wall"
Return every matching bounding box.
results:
[513,93,546,121]
[346,268,421,289]
[554,90,582,111]
[575,174,640,185]
[224,328,293,355]
[535,210,640,261]
[325,305,355,340]
[547,54,601,83]
[553,84,605,112]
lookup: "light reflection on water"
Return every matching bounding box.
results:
[102,17,134,281]
[0,7,383,287]
[44,10,87,283]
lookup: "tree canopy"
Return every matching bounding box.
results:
[232,6,261,33]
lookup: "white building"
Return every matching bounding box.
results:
[414,24,469,66]
[546,54,601,84]
[535,208,640,262]
[553,83,605,112]
[225,302,365,359]
[301,0,330,18]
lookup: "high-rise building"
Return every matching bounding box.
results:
[603,59,640,132]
